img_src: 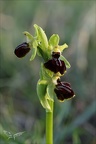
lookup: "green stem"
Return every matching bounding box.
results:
[46,101,54,144]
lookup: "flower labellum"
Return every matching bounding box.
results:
[44,52,66,74]
[14,42,30,58]
[54,79,75,101]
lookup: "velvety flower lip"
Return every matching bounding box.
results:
[54,79,75,101]
[44,52,66,74]
[14,42,30,58]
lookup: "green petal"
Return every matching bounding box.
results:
[60,55,71,68]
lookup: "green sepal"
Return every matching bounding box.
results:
[34,24,48,50]
[60,55,71,68]
[37,80,52,111]
[49,34,60,48]
[30,47,37,61]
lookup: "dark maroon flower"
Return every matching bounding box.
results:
[54,79,75,101]
[14,42,30,58]
[44,52,66,74]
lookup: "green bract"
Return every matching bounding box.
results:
[37,64,54,112]
[37,80,55,112]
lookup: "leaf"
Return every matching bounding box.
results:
[49,34,60,48]
[60,55,71,68]
[54,101,96,143]
[34,24,48,50]
[3,130,25,140]
[37,80,52,111]
[13,131,25,140]
[3,130,13,139]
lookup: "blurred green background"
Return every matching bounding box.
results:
[0,0,96,144]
